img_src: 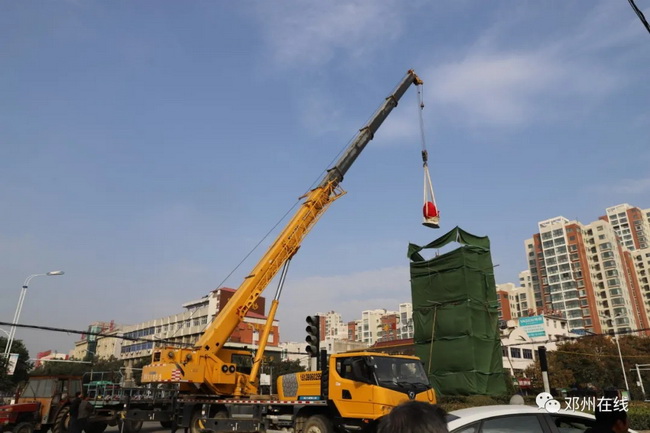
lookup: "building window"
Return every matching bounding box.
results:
[523,349,533,360]
[511,348,521,358]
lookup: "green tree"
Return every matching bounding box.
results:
[524,335,650,394]
[524,350,575,391]
[0,337,33,393]
[266,358,306,377]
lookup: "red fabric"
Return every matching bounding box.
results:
[423,201,438,218]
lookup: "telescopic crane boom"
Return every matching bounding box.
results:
[141,70,423,397]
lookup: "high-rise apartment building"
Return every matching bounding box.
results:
[496,282,535,320]
[398,303,414,339]
[316,311,347,340]
[525,215,649,335]
[603,204,650,251]
[360,309,398,345]
[632,248,650,322]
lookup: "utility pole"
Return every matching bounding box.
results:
[538,346,551,394]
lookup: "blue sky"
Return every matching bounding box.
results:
[1,1,649,356]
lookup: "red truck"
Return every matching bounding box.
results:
[0,374,141,433]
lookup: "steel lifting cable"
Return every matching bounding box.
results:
[417,83,439,229]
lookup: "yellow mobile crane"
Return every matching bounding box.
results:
[124,70,435,433]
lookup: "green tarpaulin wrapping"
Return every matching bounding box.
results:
[408,226,506,396]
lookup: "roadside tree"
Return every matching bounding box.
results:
[0,337,32,393]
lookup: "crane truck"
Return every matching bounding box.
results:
[121,69,436,433]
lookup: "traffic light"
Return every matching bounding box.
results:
[305,315,320,357]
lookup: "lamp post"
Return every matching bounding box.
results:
[3,271,64,360]
[601,312,630,394]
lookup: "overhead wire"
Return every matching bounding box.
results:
[0,321,315,358]
[0,321,192,347]
[627,0,650,35]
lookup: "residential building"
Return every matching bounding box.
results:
[603,204,650,251]
[632,248,650,323]
[497,288,512,321]
[378,313,400,342]
[317,311,347,340]
[360,309,398,345]
[525,215,649,335]
[497,282,535,320]
[347,320,361,342]
[398,303,414,340]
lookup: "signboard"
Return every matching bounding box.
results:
[3,353,19,376]
[518,315,546,338]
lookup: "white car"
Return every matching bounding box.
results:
[446,404,637,433]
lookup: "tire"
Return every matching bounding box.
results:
[304,415,333,433]
[52,406,70,433]
[118,419,143,433]
[84,422,108,433]
[14,422,35,433]
[189,410,206,433]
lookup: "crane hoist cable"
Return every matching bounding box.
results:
[417,82,440,229]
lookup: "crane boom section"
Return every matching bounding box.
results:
[196,70,422,354]
[320,70,423,187]
[194,181,343,352]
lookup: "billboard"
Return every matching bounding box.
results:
[518,315,546,338]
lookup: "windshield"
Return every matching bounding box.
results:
[21,378,56,398]
[371,357,431,392]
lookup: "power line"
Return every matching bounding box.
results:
[627,0,650,35]
[0,321,312,358]
[0,321,191,347]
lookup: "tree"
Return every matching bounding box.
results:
[524,350,575,391]
[266,358,305,377]
[524,335,650,395]
[31,360,89,376]
[0,337,33,393]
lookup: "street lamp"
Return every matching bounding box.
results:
[600,312,630,394]
[3,271,64,360]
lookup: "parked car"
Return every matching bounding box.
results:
[446,405,636,433]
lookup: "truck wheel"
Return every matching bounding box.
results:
[304,415,333,433]
[188,409,226,433]
[14,422,35,433]
[52,406,70,433]
[189,410,205,433]
[122,419,142,433]
[119,419,143,433]
[84,422,108,433]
